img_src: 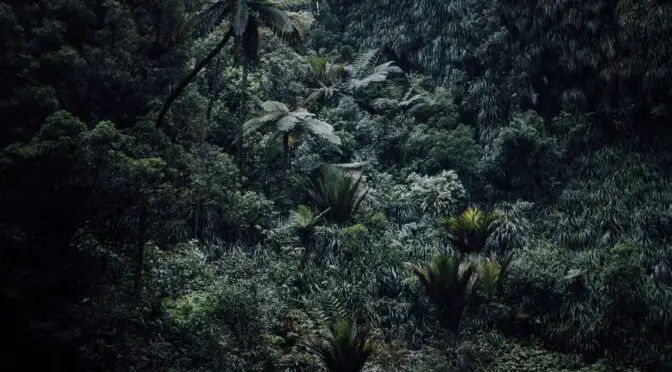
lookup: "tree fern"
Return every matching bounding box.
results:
[242,100,340,167]
[156,0,303,128]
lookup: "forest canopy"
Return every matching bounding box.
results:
[1,0,671,371]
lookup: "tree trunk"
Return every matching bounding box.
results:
[134,199,148,296]
[156,28,234,128]
[283,131,290,169]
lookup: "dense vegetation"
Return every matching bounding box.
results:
[1,0,671,370]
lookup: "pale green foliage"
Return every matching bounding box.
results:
[390,170,466,222]
[243,100,341,144]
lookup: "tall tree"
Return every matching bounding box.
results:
[156,0,304,128]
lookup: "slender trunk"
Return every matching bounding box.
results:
[156,28,234,128]
[283,131,290,169]
[134,198,148,296]
[236,59,250,177]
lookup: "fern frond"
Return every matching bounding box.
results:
[350,48,380,78]
[251,3,302,46]
[231,0,249,36]
[192,1,233,38]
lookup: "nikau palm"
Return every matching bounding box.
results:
[156,0,303,128]
[242,101,341,167]
[304,318,374,372]
[412,252,476,333]
[439,207,503,254]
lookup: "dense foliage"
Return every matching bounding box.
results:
[2,0,671,371]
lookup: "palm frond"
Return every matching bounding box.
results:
[412,252,475,332]
[305,166,369,223]
[476,258,501,300]
[304,318,374,372]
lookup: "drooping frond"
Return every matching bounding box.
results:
[242,110,285,136]
[231,0,249,36]
[251,3,302,46]
[276,113,300,132]
[302,118,341,145]
[261,100,290,112]
[349,61,403,90]
[192,0,234,39]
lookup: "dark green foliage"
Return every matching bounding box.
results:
[344,0,672,140]
[412,252,476,333]
[156,0,304,128]
[504,241,672,368]
[304,165,369,223]
[304,318,374,372]
[3,0,672,370]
